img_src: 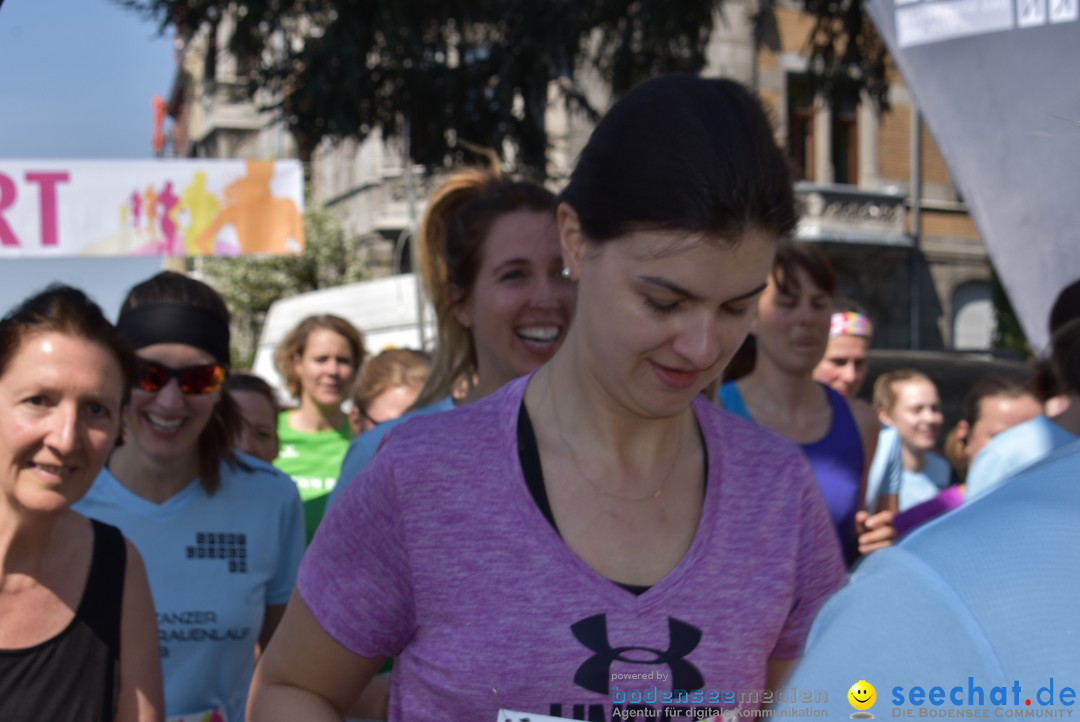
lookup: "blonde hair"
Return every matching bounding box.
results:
[352,349,431,417]
[412,158,556,409]
[273,314,365,398]
[872,368,933,413]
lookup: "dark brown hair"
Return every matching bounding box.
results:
[225,373,280,415]
[559,75,796,248]
[960,376,1033,428]
[1051,318,1080,394]
[0,284,136,404]
[771,242,837,298]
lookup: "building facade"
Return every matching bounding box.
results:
[165,2,998,350]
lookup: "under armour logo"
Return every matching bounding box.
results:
[570,613,704,695]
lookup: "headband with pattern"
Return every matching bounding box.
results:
[830,311,873,339]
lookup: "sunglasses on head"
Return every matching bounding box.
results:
[135,359,228,395]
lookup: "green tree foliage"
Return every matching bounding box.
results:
[120,0,728,172]
[991,267,1030,357]
[793,0,890,110]
[122,0,892,173]
[199,205,368,367]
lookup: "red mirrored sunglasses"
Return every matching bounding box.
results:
[135,359,228,395]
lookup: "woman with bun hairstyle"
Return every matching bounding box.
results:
[254,76,844,721]
[330,158,575,502]
[0,285,162,722]
[76,272,304,722]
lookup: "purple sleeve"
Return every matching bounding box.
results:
[297,440,416,658]
[770,455,849,659]
[894,485,966,537]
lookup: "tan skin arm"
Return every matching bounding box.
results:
[847,398,896,555]
[247,590,386,721]
[259,602,389,719]
[116,540,165,722]
[258,604,287,654]
[348,674,391,720]
[766,658,797,691]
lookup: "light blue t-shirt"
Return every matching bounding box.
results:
[328,395,457,509]
[898,451,952,511]
[74,453,305,722]
[965,414,1078,502]
[787,439,1080,717]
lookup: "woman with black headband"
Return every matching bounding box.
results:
[75,271,305,722]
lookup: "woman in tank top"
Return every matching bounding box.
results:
[719,242,892,564]
[0,285,162,722]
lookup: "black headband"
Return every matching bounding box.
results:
[116,304,231,365]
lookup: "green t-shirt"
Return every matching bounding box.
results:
[274,411,352,543]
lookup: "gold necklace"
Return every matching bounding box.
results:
[545,374,685,502]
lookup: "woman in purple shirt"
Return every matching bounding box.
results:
[250,76,846,722]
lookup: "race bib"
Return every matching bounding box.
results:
[498,710,577,722]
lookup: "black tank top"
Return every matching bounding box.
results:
[0,519,126,722]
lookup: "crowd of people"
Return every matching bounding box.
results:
[0,74,1075,722]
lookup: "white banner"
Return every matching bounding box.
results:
[0,159,304,257]
[865,0,1080,351]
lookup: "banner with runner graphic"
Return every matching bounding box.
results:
[0,159,304,257]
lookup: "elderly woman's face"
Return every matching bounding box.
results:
[0,332,123,512]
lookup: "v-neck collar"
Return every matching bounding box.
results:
[95,465,203,518]
[497,373,727,613]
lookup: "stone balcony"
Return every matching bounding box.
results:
[795,182,910,247]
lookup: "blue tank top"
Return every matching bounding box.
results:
[720,381,863,561]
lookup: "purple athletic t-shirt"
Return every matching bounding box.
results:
[300,376,846,721]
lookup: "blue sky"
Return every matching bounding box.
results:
[0,0,174,318]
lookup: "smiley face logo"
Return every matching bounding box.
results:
[848,680,876,717]
[848,680,876,709]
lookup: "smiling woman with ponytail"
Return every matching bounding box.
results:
[330,156,576,503]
